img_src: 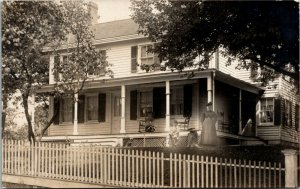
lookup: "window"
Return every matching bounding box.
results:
[260,98,274,124]
[139,44,160,72]
[171,87,183,115]
[88,50,106,76]
[53,55,60,82]
[282,100,292,127]
[61,98,73,123]
[86,95,98,121]
[139,91,152,117]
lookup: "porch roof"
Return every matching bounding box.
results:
[37,69,263,94]
[214,70,264,94]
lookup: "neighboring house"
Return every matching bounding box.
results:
[39,5,299,147]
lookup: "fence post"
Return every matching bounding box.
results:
[282,149,298,188]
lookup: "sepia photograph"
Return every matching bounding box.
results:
[1,0,299,188]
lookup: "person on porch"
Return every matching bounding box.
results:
[240,118,255,137]
[200,102,218,146]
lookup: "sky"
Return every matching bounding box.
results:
[93,0,132,23]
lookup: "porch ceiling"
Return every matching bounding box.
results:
[214,70,264,94]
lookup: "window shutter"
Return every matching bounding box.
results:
[281,99,286,127]
[295,104,299,131]
[153,87,166,118]
[54,55,60,82]
[130,90,137,120]
[78,95,85,123]
[274,98,281,126]
[98,93,106,122]
[183,84,193,117]
[131,46,137,73]
[53,97,60,125]
[289,101,292,127]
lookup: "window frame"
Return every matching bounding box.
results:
[138,89,153,118]
[259,97,274,125]
[137,43,160,73]
[170,86,184,116]
[87,50,107,77]
[60,97,73,124]
[85,93,99,123]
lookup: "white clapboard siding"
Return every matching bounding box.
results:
[257,126,280,140]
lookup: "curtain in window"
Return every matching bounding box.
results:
[62,98,73,122]
[86,96,98,121]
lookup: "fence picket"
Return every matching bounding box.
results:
[254,160,256,188]
[1,140,288,188]
[268,162,271,188]
[210,156,213,188]
[201,155,204,188]
[183,154,186,188]
[196,155,199,188]
[192,155,195,188]
[161,152,164,187]
[263,161,266,188]
[258,161,261,188]
[215,157,218,188]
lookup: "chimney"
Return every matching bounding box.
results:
[88,1,98,25]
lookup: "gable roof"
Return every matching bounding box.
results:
[92,19,140,40]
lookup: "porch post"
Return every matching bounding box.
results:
[120,85,126,133]
[207,73,214,109]
[31,94,35,133]
[73,93,78,135]
[165,80,170,132]
[239,89,242,134]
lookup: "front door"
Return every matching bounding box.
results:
[111,91,121,134]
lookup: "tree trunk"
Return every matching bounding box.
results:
[39,109,58,140]
[2,95,8,139]
[22,93,36,142]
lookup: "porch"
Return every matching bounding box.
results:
[39,69,263,144]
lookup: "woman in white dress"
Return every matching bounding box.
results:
[200,102,218,145]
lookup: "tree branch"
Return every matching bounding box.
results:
[246,56,299,81]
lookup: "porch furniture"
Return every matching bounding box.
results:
[174,116,190,131]
[139,111,155,132]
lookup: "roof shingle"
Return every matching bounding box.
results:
[92,19,140,40]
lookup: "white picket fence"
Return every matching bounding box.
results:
[2,140,285,188]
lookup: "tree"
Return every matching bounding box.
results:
[131,0,299,86]
[2,1,67,141]
[2,1,110,141]
[40,0,112,138]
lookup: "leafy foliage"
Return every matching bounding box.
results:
[131,1,299,85]
[2,0,110,141]
[53,1,112,97]
[2,1,67,141]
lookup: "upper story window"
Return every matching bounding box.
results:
[131,44,160,73]
[88,50,106,76]
[260,98,274,124]
[282,99,292,127]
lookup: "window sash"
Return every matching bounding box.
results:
[61,98,73,123]
[171,88,183,115]
[260,98,274,124]
[86,95,98,121]
[140,91,152,117]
